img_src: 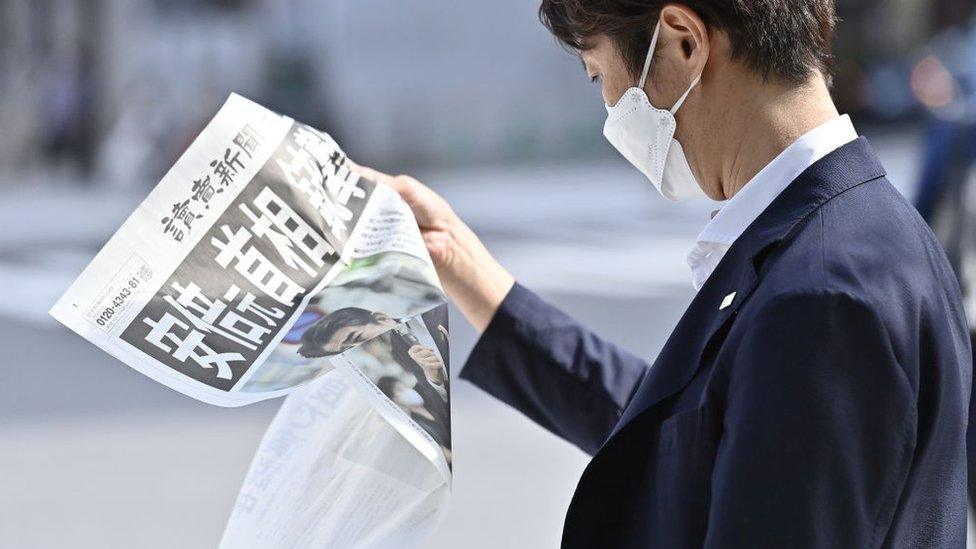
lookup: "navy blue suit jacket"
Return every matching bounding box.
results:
[461,138,972,547]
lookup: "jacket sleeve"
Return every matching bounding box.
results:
[459,283,649,455]
[703,290,917,548]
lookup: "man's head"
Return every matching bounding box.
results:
[540,1,838,199]
[298,307,397,358]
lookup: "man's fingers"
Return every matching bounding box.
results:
[349,163,387,184]
[408,345,435,358]
[407,345,426,359]
[351,162,416,199]
[350,164,453,231]
[422,231,452,266]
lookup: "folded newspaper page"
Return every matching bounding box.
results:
[50,93,452,548]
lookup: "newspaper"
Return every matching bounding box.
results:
[49,93,452,548]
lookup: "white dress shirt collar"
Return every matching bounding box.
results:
[687,114,858,290]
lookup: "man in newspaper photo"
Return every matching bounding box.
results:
[356,0,973,547]
[297,307,400,357]
[300,306,452,451]
[298,308,450,400]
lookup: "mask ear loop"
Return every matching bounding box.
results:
[669,71,702,114]
[637,21,662,91]
[639,20,702,113]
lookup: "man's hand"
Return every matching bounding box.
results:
[352,164,514,332]
[407,344,446,384]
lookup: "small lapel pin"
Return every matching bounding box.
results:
[719,292,736,310]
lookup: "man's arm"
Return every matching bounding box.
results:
[352,166,648,454]
[460,283,649,455]
[704,290,916,548]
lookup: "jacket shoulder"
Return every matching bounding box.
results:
[760,176,956,306]
[748,176,969,392]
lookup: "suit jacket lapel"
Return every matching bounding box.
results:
[605,137,888,442]
[609,242,758,438]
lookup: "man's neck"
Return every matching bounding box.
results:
[715,75,839,200]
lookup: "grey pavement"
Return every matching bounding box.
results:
[0,127,935,548]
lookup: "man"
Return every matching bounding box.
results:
[299,307,451,446]
[297,307,398,357]
[357,1,972,546]
[376,375,451,452]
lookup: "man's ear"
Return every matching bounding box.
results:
[658,4,710,76]
[372,312,396,326]
[298,343,327,358]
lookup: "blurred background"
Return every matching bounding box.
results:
[2,0,976,547]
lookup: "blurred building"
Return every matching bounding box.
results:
[0,0,604,187]
[833,0,975,118]
[0,0,972,188]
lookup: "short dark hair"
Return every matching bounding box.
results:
[376,376,402,399]
[298,307,377,358]
[539,0,836,85]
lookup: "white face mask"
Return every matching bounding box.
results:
[396,386,425,408]
[603,21,705,201]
